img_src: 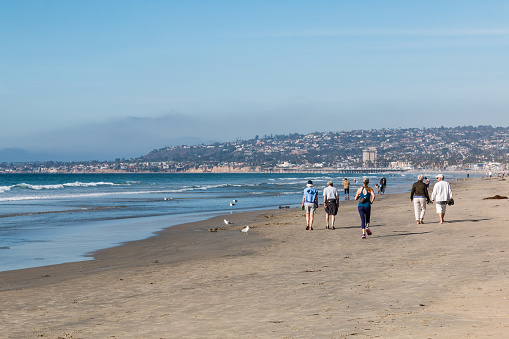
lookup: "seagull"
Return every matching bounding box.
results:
[232,199,237,203]
[224,219,233,225]
[241,226,249,234]
[230,202,235,207]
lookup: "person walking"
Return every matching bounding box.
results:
[323,181,339,229]
[354,177,375,239]
[342,178,350,199]
[301,180,318,230]
[431,174,452,224]
[379,177,387,195]
[410,175,430,224]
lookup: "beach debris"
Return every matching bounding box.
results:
[483,195,508,200]
[279,205,290,209]
[241,226,249,234]
[224,219,233,225]
[209,227,223,232]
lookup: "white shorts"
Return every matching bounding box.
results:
[304,203,316,214]
[436,202,447,214]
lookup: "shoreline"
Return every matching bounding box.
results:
[0,175,489,284]
[1,177,509,337]
[0,208,280,291]
[0,172,464,276]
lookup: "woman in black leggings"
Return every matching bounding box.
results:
[355,177,376,239]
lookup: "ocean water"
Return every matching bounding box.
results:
[0,172,467,272]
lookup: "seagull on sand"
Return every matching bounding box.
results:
[224,219,233,225]
[241,226,249,234]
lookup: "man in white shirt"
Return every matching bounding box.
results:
[431,174,453,224]
[323,181,339,229]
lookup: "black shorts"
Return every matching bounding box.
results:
[324,199,338,215]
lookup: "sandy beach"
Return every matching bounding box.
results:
[1,177,508,338]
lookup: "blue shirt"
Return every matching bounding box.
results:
[358,188,372,207]
[303,187,318,203]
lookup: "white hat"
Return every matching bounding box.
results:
[437,174,444,179]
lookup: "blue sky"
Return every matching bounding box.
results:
[1,1,509,161]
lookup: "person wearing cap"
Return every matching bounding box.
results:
[431,174,452,224]
[323,181,339,229]
[410,174,430,224]
[301,180,319,230]
[354,177,376,239]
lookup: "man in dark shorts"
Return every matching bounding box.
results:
[342,178,350,199]
[323,181,339,229]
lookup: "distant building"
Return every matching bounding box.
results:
[362,147,377,167]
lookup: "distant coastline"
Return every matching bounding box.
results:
[1,126,507,174]
[0,166,487,175]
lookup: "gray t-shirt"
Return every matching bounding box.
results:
[323,186,338,200]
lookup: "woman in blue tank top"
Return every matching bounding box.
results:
[354,177,376,239]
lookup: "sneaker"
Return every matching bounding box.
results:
[361,234,366,239]
[366,228,372,235]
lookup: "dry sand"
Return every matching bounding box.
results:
[1,177,508,338]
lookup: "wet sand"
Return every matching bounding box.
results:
[1,177,508,338]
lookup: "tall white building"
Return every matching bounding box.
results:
[363,148,377,167]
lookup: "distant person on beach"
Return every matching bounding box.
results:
[379,177,387,195]
[301,180,318,230]
[410,175,430,224]
[431,174,453,224]
[374,183,380,195]
[342,178,350,198]
[354,177,375,239]
[323,181,339,230]
[424,177,430,188]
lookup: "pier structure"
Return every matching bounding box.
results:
[266,167,406,174]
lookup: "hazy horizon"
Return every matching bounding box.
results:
[1,124,506,163]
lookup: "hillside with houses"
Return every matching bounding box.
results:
[1,126,508,173]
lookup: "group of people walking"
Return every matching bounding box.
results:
[301,174,453,238]
[301,178,376,238]
[410,173,453,224]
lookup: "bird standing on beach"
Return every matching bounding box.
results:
[241,226,249,234]
[224,219,232,225]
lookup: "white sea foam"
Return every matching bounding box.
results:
[63,181,121,188]
[15,183,65,190]
[0,186,13,193]
[0,189,169,202]
[4,181,125,192]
